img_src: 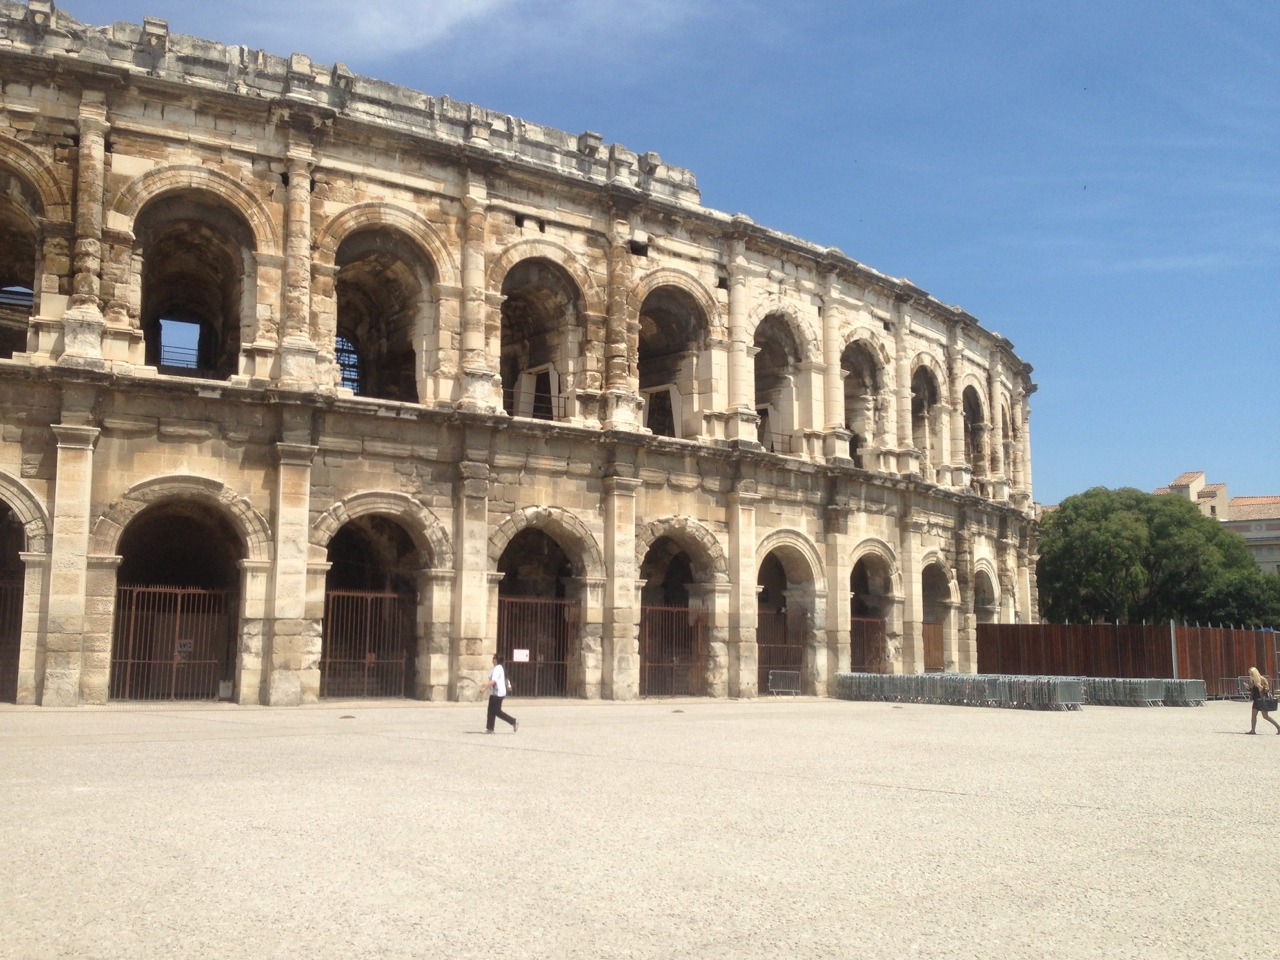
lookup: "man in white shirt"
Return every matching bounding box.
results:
[483,654,519,733]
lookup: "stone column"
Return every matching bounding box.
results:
[602,469,641,699]
[418,568,454,700]
[43,419,99,705]
[727,483,760,697]
[14,551,49,704]
[1019,399,1034,501]
[266,441,319,705]
[452,436,494,699]
[988,357,1007,495]
[897,512,923,675]
[725,240,759,444]
[458,177,501,410]
[603,219,642,431]
[893,303,917,475]
[946,339,967,488]
[820,289,851,460]
[565,575,606,698]
[278,151,321,386]
[59,94,109,368]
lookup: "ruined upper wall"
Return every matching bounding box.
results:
[0,1,701,205]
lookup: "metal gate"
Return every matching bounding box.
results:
[757,607,804,693]
[0,579,21,703]
[111,586,234,701]
[923,622,945,673]
[639,604,707,697]
[497,596,579,698]
[321,590,415,698]
[850,616,887,672]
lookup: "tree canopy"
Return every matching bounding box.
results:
[1037,487,1280,626]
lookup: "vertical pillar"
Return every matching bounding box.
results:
[59,94,109,367]
[43,416,99,705]
[566,575,606,699]
[893,302,916,475]
[602,469,641,699]
[603,219,643,430]
[418,569,454,700]
[897,512,923,674]
[1019,398,1034,501]
[458,175,501,410]
[725,239,759,443]
[988,357,1007,496]
[821,292,850,460]
[727,483,760,697]
[278,150,321,385]
[452,432,493,699]
[14,551,50,704]
[946,336,966,487]
[264,441,318,705]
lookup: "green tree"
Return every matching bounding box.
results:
[1037,487,1278,625]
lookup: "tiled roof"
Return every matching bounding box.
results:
[1152,487,1170,496]
[1228,497,1280,521]
[1170,471,1205,487]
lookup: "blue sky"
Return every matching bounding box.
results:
[82,0,1278,504]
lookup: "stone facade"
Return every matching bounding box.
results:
[0,5,1038,707]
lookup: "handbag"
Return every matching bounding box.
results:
[1258,696,1279,713]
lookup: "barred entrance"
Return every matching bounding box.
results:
[850,616,887,672]
[757,607,804,692]
[0,579,21,703]
[639,605,707,697]
[497,596,579,698]
[321,590,414,698]
[923,622,945,672]
[110,586,234,701]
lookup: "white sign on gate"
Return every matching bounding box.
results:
[175,637,195,659]
[513,649,530,662]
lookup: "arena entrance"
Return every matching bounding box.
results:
[757,552,804,693]
[850,555,892,672]
[922,563,950,673]
[111,502,241,701]
[0,502,23,702]
[321,517,419,699]
[638,537,708,697]
[497,529,580,698]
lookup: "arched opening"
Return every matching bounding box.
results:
[757,552,808,692]
[638,287,706,439]
[0,167,44,359]
[753,314,801,454]
[335,229,434,401]
[921,563,951,673]
[497,528,579,697]
[974,570,998,626]
[500,258,581,421]
[849,555,892,672]
[0,502,24,702]
[841,341,882,466]
[111,501,243,700]
[962,385,985,484]
[911,366,942,481]
[638,535,707,697]
[136,193,255,380]
[322,516,420,698]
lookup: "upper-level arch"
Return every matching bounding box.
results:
[111,164,281,255]
[747,300,818,362]
[0,132,70,219]
[487,238,605,316]
[313,202,459,289]
[632,268,723,339]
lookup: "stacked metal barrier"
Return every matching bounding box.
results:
[1077,677,1206,707]
[1162,679,1207,707]
[832,673,1083,711]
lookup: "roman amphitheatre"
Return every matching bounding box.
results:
[0,4,1035,708]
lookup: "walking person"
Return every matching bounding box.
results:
[1246,667,1280,735]
[483,654,519,734]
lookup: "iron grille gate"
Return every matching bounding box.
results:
[923,622,945,673]
[497,596,579,698]
[639,605,707,697]
[0,579,21,703]
[849,617,887,672]
[321,590,415,699]
[757,607,804,693]
[111,586,233,701]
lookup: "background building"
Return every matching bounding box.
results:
[0,5,1038,706]
[1157,473,1280,576]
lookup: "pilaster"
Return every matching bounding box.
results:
[602,471,641,699]
[265,441,318,705]
[727,482,760,697]
[58,95,109,368]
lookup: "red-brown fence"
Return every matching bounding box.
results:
[977,623,1279,698]
[111,586,234,701]
[923,623,945,673]
[849,617,887,672]
[497,596,580,698]
[321,589,415,699]
[757,607,803,692]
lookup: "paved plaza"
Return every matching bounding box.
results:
[1,697,1275,959]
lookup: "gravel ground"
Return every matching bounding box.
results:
[1,697,1277,959]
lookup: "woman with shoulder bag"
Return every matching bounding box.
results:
[1247,667,1280,735]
